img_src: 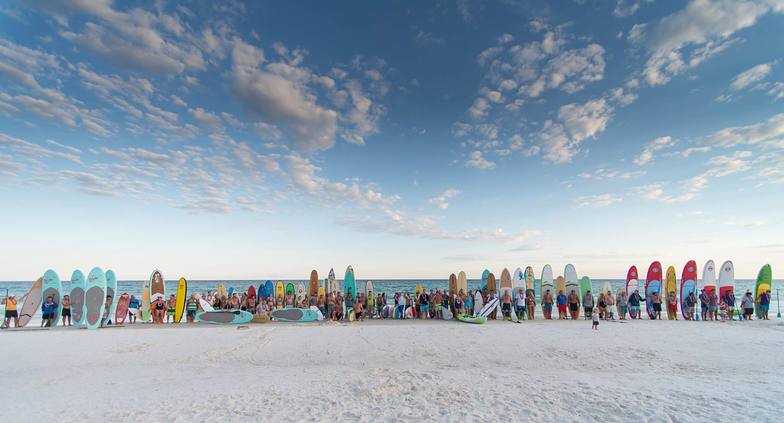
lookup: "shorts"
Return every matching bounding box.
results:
[187,310,196,318]
[569,304,578,311]
[5,310,18,318]
[653,303,662,312]
[435,304,442,312]
[544,304,553,311]
[327,305,335,315]
[760,305,770,312]
[61,308,71,317]
[167,309,174,316]
[630,306,640,314]
[42,313,53,320]
[592,321,599,327]
[701,305,708,311]
[744,307,753,315]
[708,306,718,312]
[502,303,511,312]
[516,306,526,314]
[584,306,593,314]
[620,306,628,314]
[557,304,567,313]
[421,305,430,312]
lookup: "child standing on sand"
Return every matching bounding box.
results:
[591,307,599,330]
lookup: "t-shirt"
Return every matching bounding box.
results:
[583,294,594,307]
[556,294,567,305]
[129,299,140,309]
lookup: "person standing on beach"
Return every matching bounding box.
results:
[628,290,642,320]
[353,297,364,321]
[464,290,473,318]
[698,289,709,321]
[61,294,71,326]
[582,290,594,320]
[128,295,140,324]
[556,290,567,320]
[542,290,553,319]
[741,291,754,320]
[2,295,18,328]
[327,292,336,320]
[186,295,198,322]
[591,307,599,330]
[685,291,697,320]
[722,289,735,321]
[152,296,166,324]
[526,290,536,320]
[515,289,526,321]
[567,290,580,320]
[667,291,678,320]
[758,290,771,320]
[41,295,58,327]
[501,290,512,320]
[596,292,606,320]
[166,294,176,323]
[605,291,615,320]
[708,290,719,321]
[649,292,661,320]
[418,290,429,319]
[433,290,443,319]
[617,290,628,320]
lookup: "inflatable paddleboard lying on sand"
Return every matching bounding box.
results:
[196,310,252,324]
[456,313,486,324]
[271,307,320,322]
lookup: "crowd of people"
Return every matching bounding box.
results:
[1,285,775,328]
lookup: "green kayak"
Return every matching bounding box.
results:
[456,313,487,324]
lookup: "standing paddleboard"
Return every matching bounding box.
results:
[344,265,356,305]
[296,282,305,305]
[318,278,326,298]
[216,283,227,300]
[487,272,497,293]
[541,265,554,300]
[665,266,677,320]
[524,266,535,291]
[513,267,525,297]
[174,278,187,323]
[500,268,513,320]
[104,270,117,325]
[481,269,490,290]
[718,261,734,305]
[309,270,319,298]
[473,290,484,315]
[286,283,295,299]
[645,262,662,319]
[275,281,285,302]
[258,283,266,302]
[755,264,772,318]
[626,266,639,298]
[579,276,592,300]
[115,293,130,324]
[248,284,256,302]
[17,277,43,328]
[556,276,565,296]
[69,270,86,325]
[328,268,336,293]
[449,273,457,298]
[264,280,274,301]
[457,271,468,295]
[141,273,152,322]
[680,260,698,318]
[150,270,165,302]
[85,267,106,330]
[702,260,717,301]
[564,264,578,299]
[42,269,62,325]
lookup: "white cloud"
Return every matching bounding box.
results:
[558,98,613,142]
[631,0,784,86]
[730,61,775,91]
[634,135,676,165]
[706,112,784,147]
[429,189,461,209]
[578,168,646,180]
[466,150,496,169]
[189,107,223,129]
[613,0,652,18]
[576,193,623,208]
[0,133,81,163]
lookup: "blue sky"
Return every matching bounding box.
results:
[1,0,783,280]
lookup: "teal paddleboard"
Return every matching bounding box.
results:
[196,310,253,324]
[344,266,356,302]
[85,267,106,330]
[69,270,86,325]
[105,270,117,325]
[42,269,62,326]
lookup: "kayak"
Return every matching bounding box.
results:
[456,313,487,324]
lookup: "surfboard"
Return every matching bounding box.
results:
[309,270,319,298]
[344,266,356,303]
[328,268,336,293]
[41,269,62,326]
[579,276,591,300]
[286,282,295,299]
[513,267,525,297]
[271,307,320,322]
[296,282,305,305]
[500,268,514,320]
[456,313,487,324]
[199,298,214,312]
[264,281,274,301]
[680,260,697,318]
[479,298,500,317]
[173,278,187,323]
[141,274,151,322]
[366,281,374,305]
[248,284,256,301]
[449,273,457,298]
[665,266,677,319]
[104,270,117,325]
[541,265,554,300]
[85,267,106,330]
[702,260,717,302]
[258,283,265,301]
[457,271,468,295]
[487,272,497,293]
[564,264,578,299]
[196,310,252,324]
[481,269,490,289]
[17,277,43,328]
[645,262,662,318]
[115,293,130,324]
[275,281,285,302]
[625,265,639,297]
[718,261,734,304]
[556,276,565,296]
[150,270,165,302]
[755,264,772,318]
[216,283,227,299]
[473,290,484,315]
[524,266,535,291]
[69,270,86,325]
[318,278,325,298]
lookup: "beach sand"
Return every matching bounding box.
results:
[2,318,783,422]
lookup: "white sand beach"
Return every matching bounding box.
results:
[2,319,783,422]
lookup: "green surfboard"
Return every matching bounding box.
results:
[755,264,772,318]
[580,276,592,300]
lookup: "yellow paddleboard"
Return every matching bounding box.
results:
[556,276,566,295]
[174,278,187,323]
[275,281,285,301]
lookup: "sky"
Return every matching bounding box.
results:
[1,0,783,280]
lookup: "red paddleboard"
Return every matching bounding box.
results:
[248,284,256,298]
[115,293,130,324]
[645,261,662,318]
[625,265,639,296]
[680,260,698,317]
